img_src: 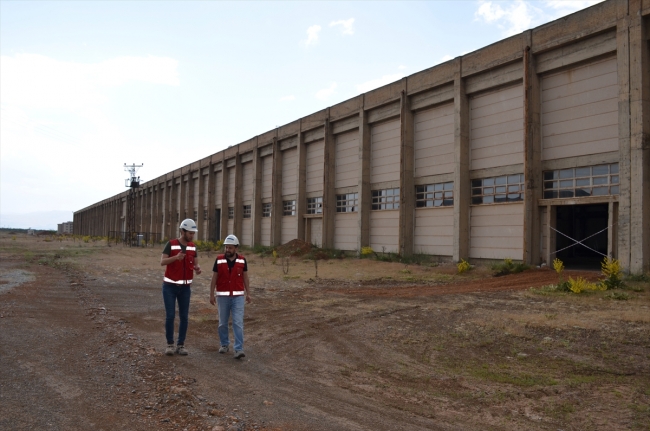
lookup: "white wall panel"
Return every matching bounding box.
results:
[261,218,271,246]
[370,210,399,253]
[334,213,357,251]
[227,219,234,235]
[281,216,297,244]
[242,162,253,203]
[414,207,454,256]
[371,120,400,184]
[336,130,359,189]
[414,103,455,177]
[470,204,524,260]
[262,156,272,199]
[242,219,252,246]
[470,84,524,170]
[282,148,298,196]
[541,56,618,160]
[306,140,324,194]
[310,218,322,247]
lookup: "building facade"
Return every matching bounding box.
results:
[57,222,73,235]
[74,0,650,273]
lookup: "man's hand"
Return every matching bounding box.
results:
[209,294,216,306]
[195,266,202,275]
[246,293,252,304]
[175,252,186,261]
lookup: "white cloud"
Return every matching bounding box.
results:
[1,53,179,111]
[398,65,407,70]
[356,73,404,94]
[304,25,322,46]
[330,18,355,35]
[474,0,604,37]
[315,82,337,100]
[279,95,296,101]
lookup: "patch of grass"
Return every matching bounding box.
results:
[626,273,649,283]
[490,258,529,276]
[605,291,630,300]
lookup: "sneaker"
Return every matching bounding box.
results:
[219,345,229,354]
[175,345,188,356]
[165,344,175,356]
[234,350,245,359]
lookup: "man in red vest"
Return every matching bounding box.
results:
[209,234,251,359]
[160,219,202,356]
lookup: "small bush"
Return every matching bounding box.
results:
[600,257,624,290]
[360,246,374,257]
[567,276,605,294]
[605,291,629,300]
[491,258,529,276]
[625,273,649,283]
[457,259,471,274]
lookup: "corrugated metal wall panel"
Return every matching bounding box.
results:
[228,168,235,205]
[310,218,322,247]
[541,56,618,160]
[414,103,455,177]
[306,140,324,194]
[469,204,524,259]
[470,85,524,170]
[334,213,357,251]
[371,120,400,184]
[414,207,454,256]
[281,216,297,245]
[370,211,399,253]
[261,218,271,246]
[262,156,272,199]
[335,130,359,189]
[282,148,298,196]
[242,219,252,246]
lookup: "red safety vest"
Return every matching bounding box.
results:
[215,253,246,296]
[163,239,197,285]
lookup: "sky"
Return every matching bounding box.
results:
[0,0,604,229]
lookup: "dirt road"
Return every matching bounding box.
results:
[1,234,649,430]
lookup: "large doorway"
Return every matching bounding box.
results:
[555,204,609,269]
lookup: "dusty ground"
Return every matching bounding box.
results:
[1,233,649,431]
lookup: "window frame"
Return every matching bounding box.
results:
[283,200,296,216]
[415,182,454,208]
[371,188,400,211]
[471,174,525,205]
[336,193,358,213]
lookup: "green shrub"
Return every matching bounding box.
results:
[457,259,471,274]
[491,258,529,276]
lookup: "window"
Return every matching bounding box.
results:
[228,207,234,219]
[543,163,619,199]
[372,188,400,210]
[336,193,358,213]
[203,209,208,220]
[416,182,454,208]
[307,197,323,214]
[262,203,272,218]
[283,200,296,216]
[243,205,251,219]
[472,174,524,204]
[176,212,179,222]
[193,210,198,221]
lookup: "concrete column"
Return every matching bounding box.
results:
[234,155,243,240]
[322,114,336,249]
[271,137,283,246]
[207,163,216,242]
[220,157,229,240]
[545,205,556,266]
[357,107,371,253]
[453,57,470,262]
[608,200,619,258]
[629,7,649,273]
[252,142,263,246]
[188,173,196,226]
[170,180,178,239]
[523,36,543,265]
[616,4,633,271]
[296,121,307,241]
[399,89,415,256]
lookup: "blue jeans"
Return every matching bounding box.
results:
[217,295,245,351]
[162,282,191,345]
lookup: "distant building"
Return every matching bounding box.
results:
[27,229,35,235]
[58,221,73,235]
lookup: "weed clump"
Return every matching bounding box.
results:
[457,259,471,274]
[491,258,529,276]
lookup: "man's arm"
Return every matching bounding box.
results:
[194,256,202,275]
[160,253,185,266]
[209,271,218,306]
[243,272,251,304]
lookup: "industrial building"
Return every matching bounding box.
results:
[74,0,650,273]
[57,221,74,235]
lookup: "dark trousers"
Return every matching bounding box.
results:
[162,282,191,345]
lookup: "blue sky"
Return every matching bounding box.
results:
[0,0,603,229]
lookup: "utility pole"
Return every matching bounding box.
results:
[124,163,143,246]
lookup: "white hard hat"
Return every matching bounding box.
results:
[179,219,198,232]
[223,234,239,246]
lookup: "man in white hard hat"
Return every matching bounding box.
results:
[160,219,202,356]
[209,234,251,359]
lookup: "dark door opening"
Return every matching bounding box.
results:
[214,209,221,242]
[555,204,608,269]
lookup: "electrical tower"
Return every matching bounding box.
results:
[124,163,143,246]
